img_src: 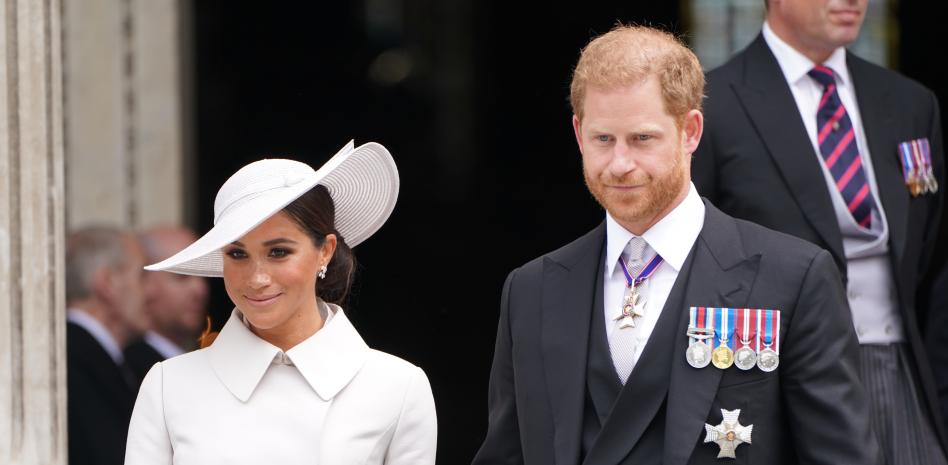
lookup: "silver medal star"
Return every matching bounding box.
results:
[618,293,647,329]
[704,409,753,459]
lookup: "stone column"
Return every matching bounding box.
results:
[0,0,68,464]
[63,0,190,230]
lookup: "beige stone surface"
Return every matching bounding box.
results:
[64,0,187,230]
[132,0,184,228]
[0,0,68,464]
[63,0,127,228]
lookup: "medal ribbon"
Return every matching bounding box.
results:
[761,310,772,348]
[619,253,664,288]
[773,310,781,354]
[689,306,712,347]
[920,139,935,188]
[689,307,698,347]
[900,141,917,183]
[736,308,756,350]
[913,140,925,180]
[715,308,735,350]
[760,309,781,354]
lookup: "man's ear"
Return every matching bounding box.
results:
[681,109,704,155]
[91,267,114,303]
[572,114,584,154]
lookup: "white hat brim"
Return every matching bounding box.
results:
[144,141,399,277]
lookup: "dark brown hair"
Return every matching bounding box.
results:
[282,184,357,306]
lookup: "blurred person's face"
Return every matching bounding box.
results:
[768,0,867,62]
[142,230,209,342]
[105,236,149,336]
[221,212,335,344]
[143,271,208,340]
[573,77,702,235]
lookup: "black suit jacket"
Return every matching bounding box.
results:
[67,322,137,465]
[472,201,880,465]
[124,338,165,384]
[692,34,947,448]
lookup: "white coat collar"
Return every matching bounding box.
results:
[207,302,369,402]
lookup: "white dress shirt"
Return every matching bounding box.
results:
[603,183,705,372]
[762,22,903,343]
[125,301,437,465]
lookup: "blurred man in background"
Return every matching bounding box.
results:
[692,0,946,462]
[66,226,148,465]
[124,225,209,382]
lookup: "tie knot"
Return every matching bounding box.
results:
[624,236,648,265]
[807,65,837,88]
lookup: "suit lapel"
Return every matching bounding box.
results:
[848,54,907,265]
[542,223,606,464]
[731,35,846,272]
[663,203,761,465]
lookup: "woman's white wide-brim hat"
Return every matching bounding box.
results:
[144,140,399,277]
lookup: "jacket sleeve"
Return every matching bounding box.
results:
[471,270,524,465]
[384,365,438,465]
[780,250,883,465]
[124,363,173,465]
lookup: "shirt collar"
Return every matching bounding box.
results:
[143,331,185,359]
[606,183,705,276]
[67,308,124,364]
[207,301,369,403]
[762,21,850,88]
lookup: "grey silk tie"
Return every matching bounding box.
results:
[611,236,648,384]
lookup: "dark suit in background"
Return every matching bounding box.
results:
[124,339,165,383]
[692,34,947,460]
[473,201,879,465]
[67,322,137,465]
[928,267,948,428]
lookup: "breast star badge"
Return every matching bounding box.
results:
[704,408,753,459]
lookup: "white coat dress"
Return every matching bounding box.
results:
[124,303,437,465]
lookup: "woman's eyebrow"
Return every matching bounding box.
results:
[262,238,298,247]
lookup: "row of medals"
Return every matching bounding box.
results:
[908,172,938,197]
[620,285,779,372]
[685,325,779,372]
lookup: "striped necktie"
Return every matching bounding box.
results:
[807,65,877,229]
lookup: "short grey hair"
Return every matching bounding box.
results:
[65,226,131,303]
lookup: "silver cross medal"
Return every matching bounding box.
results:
[704,409,753,459]
[618,285,646,329]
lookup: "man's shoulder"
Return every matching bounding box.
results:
[706,48,748,84]
[847,52,935,102]
[702,42,765,114]
[511,222,605,278]
[704,203,830,274]
[733,215,822,255]
[66,321,108,361]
